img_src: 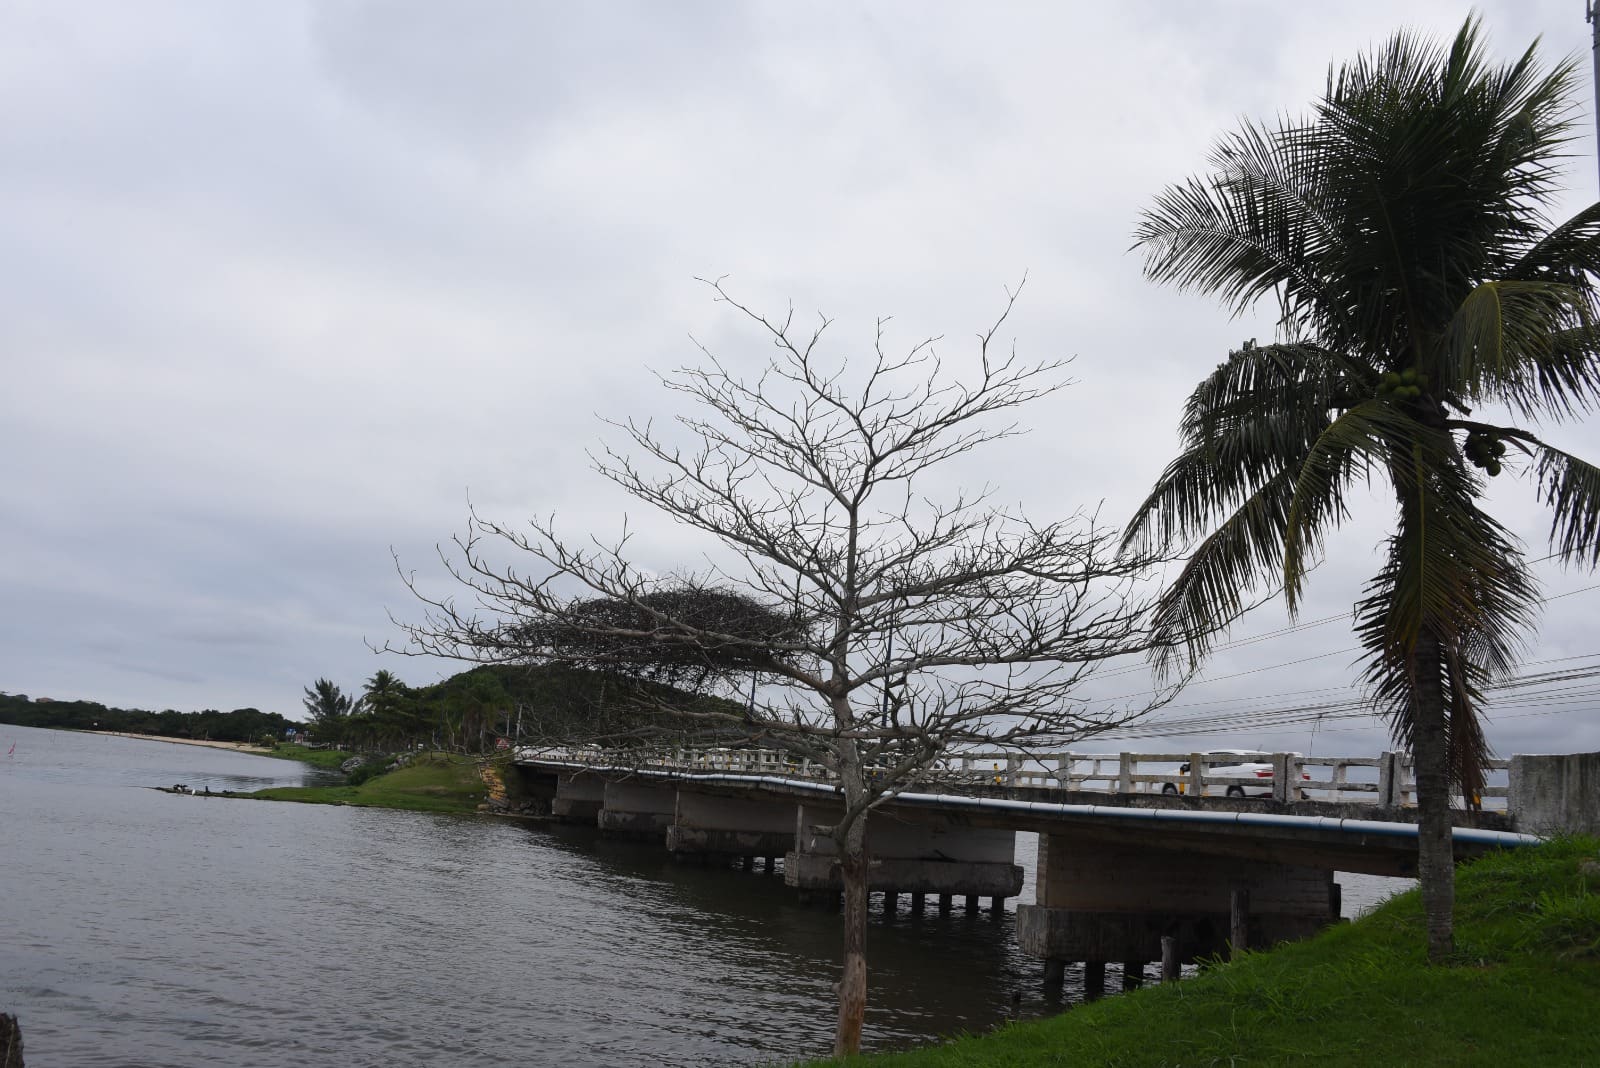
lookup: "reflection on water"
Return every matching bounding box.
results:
[0,724,1408,1067]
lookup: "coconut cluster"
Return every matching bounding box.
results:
[1378,367,1428,400]
[1464,429,1507,477]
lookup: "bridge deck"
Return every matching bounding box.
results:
[517,750,1532,878]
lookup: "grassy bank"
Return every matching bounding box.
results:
[259,742,354,770]
[818,837,1600,1067]
[246,752,487,814]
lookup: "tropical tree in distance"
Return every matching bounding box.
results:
[347,668,421,751]
[301,677,354,743]
[1124,18,1600,961]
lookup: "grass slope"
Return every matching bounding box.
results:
[247,753,487,814]
[820,838,1600,1067]
[260,742,354,770]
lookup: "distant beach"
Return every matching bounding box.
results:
[81,730,274,754]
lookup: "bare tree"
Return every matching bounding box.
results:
[388,279,1171,1056]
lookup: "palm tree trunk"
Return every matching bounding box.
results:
[1412,630,1455,962]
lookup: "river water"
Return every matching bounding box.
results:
[1,725,1410,1066]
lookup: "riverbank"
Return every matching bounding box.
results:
[244,752,487,814]
[81,730,274,753]
[255,742,353,770]
[814,837,1600,1066]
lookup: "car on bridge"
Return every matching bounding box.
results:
[1160,750,1310,799]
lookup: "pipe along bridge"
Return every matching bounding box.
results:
[509,746,1598,992]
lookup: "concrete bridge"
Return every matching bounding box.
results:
[509,746,1597,990]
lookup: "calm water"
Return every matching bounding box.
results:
[1,725,1409,1066]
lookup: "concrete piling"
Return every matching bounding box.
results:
[1083,961,1106,1000]
[1230,887,1250,958]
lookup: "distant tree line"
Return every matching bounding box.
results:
[0,693,295,744]
[302,657,746,754]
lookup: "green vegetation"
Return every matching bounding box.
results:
[0,691,296,743]
[1126,16,1600,961]
[300,662,745,755]
[260,743,353,770]
[817,839,1600,1067]
[245,752,487,814]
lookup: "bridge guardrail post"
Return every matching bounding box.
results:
[1118,753,1134,795]
[1377,751,1401,807]
[1271,753,1290,803]
[1056,754,1072,790]
[1188,753,1205,797]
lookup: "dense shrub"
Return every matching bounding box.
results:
[345,760,396,786]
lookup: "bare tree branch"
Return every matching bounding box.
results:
[385,281,1177,1055]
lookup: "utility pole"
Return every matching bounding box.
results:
[1589,2,1600,188]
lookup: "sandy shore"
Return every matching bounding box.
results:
[82,730,275,754]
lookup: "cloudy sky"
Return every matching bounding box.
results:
[5,0,1600,762]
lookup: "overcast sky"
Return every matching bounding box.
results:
[5,1,1600,762]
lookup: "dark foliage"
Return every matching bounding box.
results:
[510,583,806,689]
[0,693,296,743]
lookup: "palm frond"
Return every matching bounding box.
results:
[1355,490,1536,798]
[1446,279,1599,417]
[1147,469,1295,677]
[1124,341,1343,555]
[1282,399,1422,610]
[1506,202,1600,281]
[1533,443,1600,567]
[1136,118,1334,325]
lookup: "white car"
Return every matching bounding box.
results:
[1160,750,1308,798]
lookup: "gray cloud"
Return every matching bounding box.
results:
[3,0,1598,763]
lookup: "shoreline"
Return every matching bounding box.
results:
[80,730,276,754]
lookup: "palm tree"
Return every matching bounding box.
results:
[1124,18,1600,961]
[301,677,353,742]
[359,669,414,749]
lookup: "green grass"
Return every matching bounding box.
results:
[246,752,487,814]
[814,838,1600,1067]
[260,743,355,770]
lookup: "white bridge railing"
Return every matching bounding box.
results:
[516,746,1511,811]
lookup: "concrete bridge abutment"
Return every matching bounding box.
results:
[597,780,677,840]
[1018,835,1339,987]
[785,805,1023,910]
[666,790,795,866]
[550,771,606,825]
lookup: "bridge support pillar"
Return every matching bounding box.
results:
[1018,835,1338,972]
[550,772,606,825]
[666,791,796,863]
[597,780,676,841]
[1042,958,1065,990]
[784,806,1023,901]
[1083,961,1105,1000]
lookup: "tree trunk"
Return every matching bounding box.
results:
[1412,631,1455,962]
[834,818,869,1058]
[0,1012,23,1068]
